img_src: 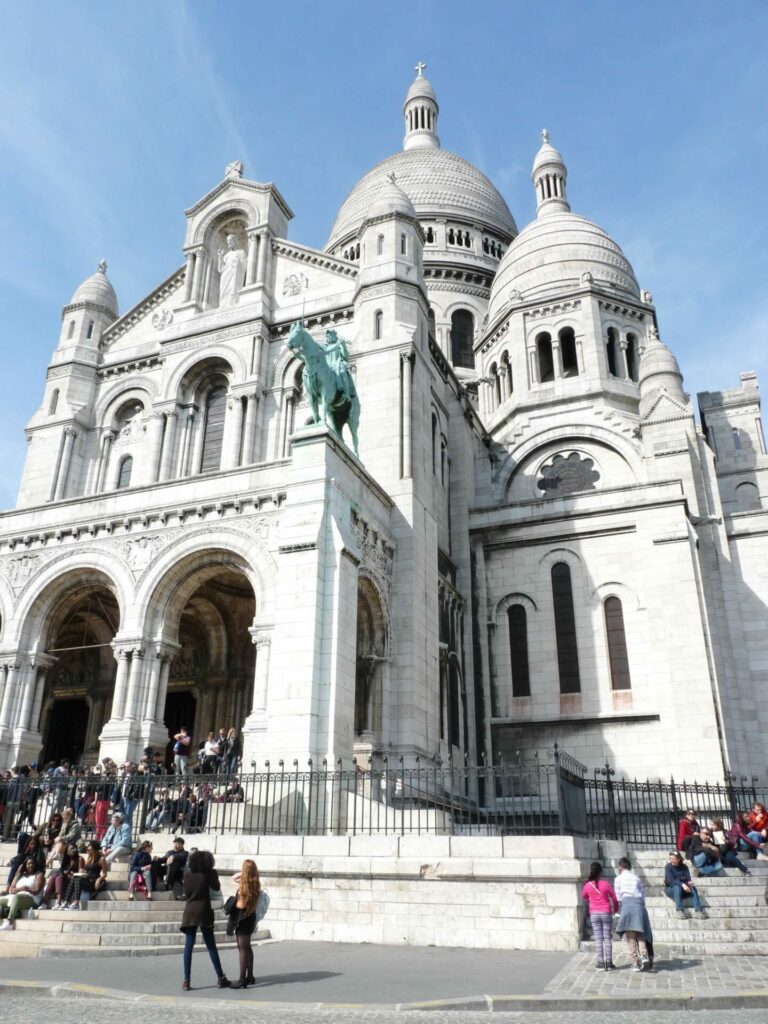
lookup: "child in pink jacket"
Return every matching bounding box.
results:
[582,861,618,970]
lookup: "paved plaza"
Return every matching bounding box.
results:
[0,942,766,1013]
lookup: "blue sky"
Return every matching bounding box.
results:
[0,1,766,507]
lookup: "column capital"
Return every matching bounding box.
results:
[63,426,78,439]
[400,349,415,366]
[0,655,21,671]
[153,639,181,662]
[248,625,273,649]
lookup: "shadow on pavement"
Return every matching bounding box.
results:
[252,971,342,988]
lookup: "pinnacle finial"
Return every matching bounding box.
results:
[541,128,550,144]
[225,159,244,179]
[98,259,107,274]
[415,60,426,77]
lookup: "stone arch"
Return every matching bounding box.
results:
[0,574,14,641]
[499,424,643,503]
[135,528,276,639]
[165,347,247,403]
[495,592,538,618]
[538,546,584,586]
[11,553,132,651]
[93,378,159,427]
[354,572,390,739]
[591,580,643,612]
[190,200,259,248]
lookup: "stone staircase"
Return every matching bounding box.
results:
[0,841,271,958]
[583,847,768,956]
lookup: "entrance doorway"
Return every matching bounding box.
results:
[42,698,89,767]
[163,690,197,768]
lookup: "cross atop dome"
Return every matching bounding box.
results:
[403,64,440,151]
[541,128,550,144]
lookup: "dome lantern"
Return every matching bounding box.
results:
[403,61,440,152]
[532,129,570,217]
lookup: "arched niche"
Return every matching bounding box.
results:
[354,575,389,739]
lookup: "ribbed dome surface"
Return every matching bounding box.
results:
[69,263,118,315]
[488,211,638,321]
[366,175,417,221]
[326,148,517,250]
[404,75,437,104]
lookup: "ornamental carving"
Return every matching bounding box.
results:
[151,309,174,331]
[282,272,309,297]
[0,555,46,589]
[350,509,394,594]
[537,452,600,497]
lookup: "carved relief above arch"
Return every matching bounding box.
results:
[165,345,247,402]
[190,201,260,248]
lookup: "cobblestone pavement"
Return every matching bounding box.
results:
[544,949,768,996]
[0,995,760,1024]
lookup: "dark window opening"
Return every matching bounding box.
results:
[450,309,475,369]
[606,328,619,377]
[116,455,133,490]
[537,333,554,383]
[507,604,531,698]
[626,333,639,382]
[551,562,580,693]
[200,384,227,472]
[604,596,631,690]
[560,328,578,377]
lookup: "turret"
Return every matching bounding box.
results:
[532,130,570,217]
[57,259,118,352]
[402,62,440,151]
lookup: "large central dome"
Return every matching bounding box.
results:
[326,67,516,252]
[326,148,517,251]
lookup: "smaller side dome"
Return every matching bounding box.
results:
[638,326,684,394]
[364,173,417,223]
[69,259,118,316]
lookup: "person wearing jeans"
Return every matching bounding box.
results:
[101,814,132,866]
[180,850,230,991]
[689,829,723,876]
[664,851,705,916]
[581,861,618,970]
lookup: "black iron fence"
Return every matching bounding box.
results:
[1,752,763,847]
[585,764,768,845]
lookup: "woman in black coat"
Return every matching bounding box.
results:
[180,850,230,990]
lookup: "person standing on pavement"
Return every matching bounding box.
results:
[581,861,618,971]
[180,849,230,991]
[614,856,652,972]
[173,726,192,776]
[227,858,261,988]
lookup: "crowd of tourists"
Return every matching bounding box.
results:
[583,802,768,972]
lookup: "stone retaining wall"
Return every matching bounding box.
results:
[172,833,597,950]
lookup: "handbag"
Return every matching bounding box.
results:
[223,894,237,916]
[256,888,270,922]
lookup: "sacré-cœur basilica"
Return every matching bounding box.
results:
[1,66,766,785]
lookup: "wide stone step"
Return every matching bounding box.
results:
[645,892,767,906]
[582,938,768,956]
[16,918,228,936]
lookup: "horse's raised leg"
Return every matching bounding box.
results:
[347,398,361,458]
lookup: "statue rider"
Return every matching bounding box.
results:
[323,329,355,401]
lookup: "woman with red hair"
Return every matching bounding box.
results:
[227,859,261,989]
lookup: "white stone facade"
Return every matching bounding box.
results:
[0,69,766,784]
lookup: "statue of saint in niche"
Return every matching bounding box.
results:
[217,234,245,306]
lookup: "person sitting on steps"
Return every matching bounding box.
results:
[41,842,84,910]
[709,818,749,874]
[150,836,188,899]
[729,811,768,859]
[747,802,768,841]
[0,856,45,930]
[128,840,154,901]
[688,827,723,876]
[101,813,131,866]
[664,851,706,917]
[676,809,700,857]
[62,839,107,909]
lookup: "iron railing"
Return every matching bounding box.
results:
[1,753,763,848]
[585,763,768,845]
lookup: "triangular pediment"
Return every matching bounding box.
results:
[185,176,294,221]
[641,388,691,424]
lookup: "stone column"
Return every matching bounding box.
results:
[17,659,37,732]
[552,339,563,380]
[124,647,145,721]
[191,249,206,306]
[109,647,131,721]
[279,393,296,458]
[143,649,163,722]
[30,662,52,734]
[183,251,195,302]
[153,656,173,722]
[175,407,194,477]
[223,395,244,469]
[147,412,165,484]
[246,231,259,285]
[401,351,414,479]
[497,366,508,403]
[159,409,178,482]
[242,391,259,465]
[619,339,630,380]
[245,628,272,730]
[93,430,115,494]
[0,661,19,730]
[53,427,77,501]
[256,230,269,285]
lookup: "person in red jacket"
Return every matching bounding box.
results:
[676,809,700,855]
[747,802,768,840]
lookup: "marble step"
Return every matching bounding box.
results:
[581,939,768,956]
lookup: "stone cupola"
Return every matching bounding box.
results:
[402,61,440,151]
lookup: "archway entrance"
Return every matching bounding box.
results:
[42,698,89,766]
[39,580,120,768]
[161,566,255,753]
[354,578,388,744]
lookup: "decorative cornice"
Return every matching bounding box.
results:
[271,239,358,278]
[598,299,647,321]
[185,177,294,221]
[427,279,490,300]
[98,356,163,381]
[271,307,354,338]
[524,299,581,321]
[102,267,186,347]
[61,302,118,322]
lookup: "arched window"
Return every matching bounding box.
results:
[377,234,384,256]
[400,233,407,256]
[736,481,761,511]
[427,308,436,341]
[559,327,579,377]
[604,597,631,690]
[48,389,59,416]
[447,228,455,245]
[507,604,531,698]
[431,412,437,474]
[606,328,619,377]
[116,455,133,490]
[374,310,383,341]
[537,333,554,383]
[490,363,500,407]
[450,309,475,369]
[732,427,742,450]
[440,436,447,484]
[551,562,580,693]
[501,352,513,396]
[86,320,95,340]
[200,385,228,472]
[425,226,434,243]
[67,321,75,340]
[626,333,639,382]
